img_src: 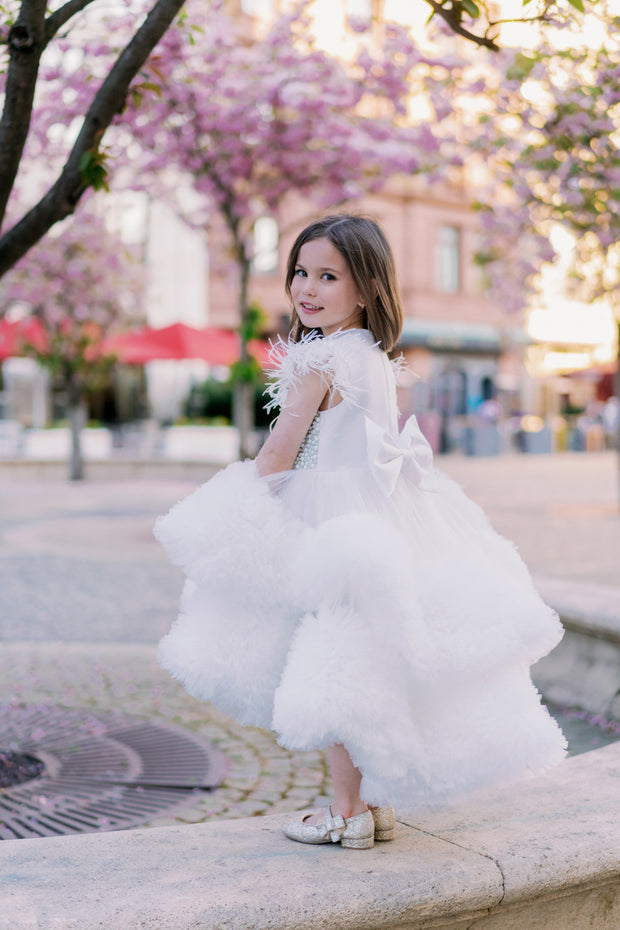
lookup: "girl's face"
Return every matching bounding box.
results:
[290,238,365,335]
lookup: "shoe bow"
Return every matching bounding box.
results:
[316,808,346,843]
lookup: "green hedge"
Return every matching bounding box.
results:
[185,379,274,428]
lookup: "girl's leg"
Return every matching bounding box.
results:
[328,743,368,819]
[306,743,367,824]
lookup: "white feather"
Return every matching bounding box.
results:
[264,330,363,414]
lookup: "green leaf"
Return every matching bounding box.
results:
[566,0,585,11]
[474,250,497,266]
[139,81,162,96]
[79,149,110,192]
[460,0,481,18]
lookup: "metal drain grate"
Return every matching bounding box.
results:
[0,704,228,840]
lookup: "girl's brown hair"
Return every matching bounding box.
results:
[285,214,403,353]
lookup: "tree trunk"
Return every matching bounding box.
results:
[615,320,620,512]
[233,381,253,461]
[67,400,86,481]
[0,0,48,228]
[235,255,254,460]
[66,370,86,480]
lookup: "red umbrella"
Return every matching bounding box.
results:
[0,318,47,359]
[104,323,271,367]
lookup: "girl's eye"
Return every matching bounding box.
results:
[321,273,336,281]
[294,268,306,277]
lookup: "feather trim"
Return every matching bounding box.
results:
[263,329,363,414]
[390,353,408,379]
[390,353,419,385]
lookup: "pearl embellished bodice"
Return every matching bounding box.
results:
[293,413,321,469]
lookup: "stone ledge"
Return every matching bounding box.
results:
[535,577,620,644]
[532,582,620,719]
[1,743,619,930]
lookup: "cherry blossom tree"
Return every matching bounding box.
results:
[0,206,144,479]
[0,0,606,285]
[453,26,620,313]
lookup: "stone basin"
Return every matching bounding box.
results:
[0,585,618,929]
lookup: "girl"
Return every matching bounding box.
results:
[155,214,566,851]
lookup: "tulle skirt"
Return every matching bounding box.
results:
[155,459,566,809]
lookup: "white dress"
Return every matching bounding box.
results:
[155,328,566,809]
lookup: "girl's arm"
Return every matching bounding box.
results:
[256,369,328,477]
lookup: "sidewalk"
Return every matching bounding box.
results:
[0,451,618,830]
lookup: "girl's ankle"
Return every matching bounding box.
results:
[332,802,368,820]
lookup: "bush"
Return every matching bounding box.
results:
[185,379,274,428]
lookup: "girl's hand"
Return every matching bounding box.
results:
[256,369,329,477]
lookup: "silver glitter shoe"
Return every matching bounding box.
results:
[369,806,396,841]
[282,806,375,849]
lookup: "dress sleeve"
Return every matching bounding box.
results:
[263,331,362,414]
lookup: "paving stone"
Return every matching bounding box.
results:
[227,800,272,818]
[253,774,293,791]
[216,788,247,803]
[268,800,318,815]
[288,771,327,788]
[146,815,190,828]
[252,792,288,805]
[284,788,324,804]
[222,778,260,793]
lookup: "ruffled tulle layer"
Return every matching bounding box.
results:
[155,459,566,809]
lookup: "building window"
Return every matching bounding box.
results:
[252,216,279,274]
[435,226,461,293]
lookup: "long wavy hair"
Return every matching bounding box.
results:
[285,214,404,353]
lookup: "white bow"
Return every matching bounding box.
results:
[366,415,437,497]
[317,808,346,842]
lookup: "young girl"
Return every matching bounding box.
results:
[155,214,566,851]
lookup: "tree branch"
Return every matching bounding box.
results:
[486,13,556,30]
[422,0,500,51]
[0,0,48,230]
[45,0,98,43]
[0,0,187,277]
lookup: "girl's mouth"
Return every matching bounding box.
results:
[300,303,323,313]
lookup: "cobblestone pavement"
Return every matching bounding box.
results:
[0,642,333,827]
[0,451,618,829]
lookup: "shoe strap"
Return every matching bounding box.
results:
[319,806,346,843]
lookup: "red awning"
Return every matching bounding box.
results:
[0,319,273,367]
[103,323,271,367]
[0,318,47,359]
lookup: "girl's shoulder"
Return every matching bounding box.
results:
[264,328,378,413]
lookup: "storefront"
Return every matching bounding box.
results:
[524,301,617,415]
[396,318,526,452]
